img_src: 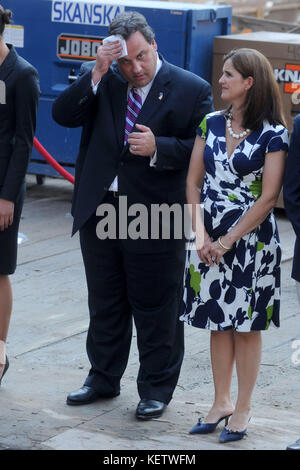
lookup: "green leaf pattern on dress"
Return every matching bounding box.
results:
[256,241,264,252]
[199,116,207,139]
[189,264,201,297]
[249,177,262,200]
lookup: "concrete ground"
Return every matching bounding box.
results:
[0,175,299,452]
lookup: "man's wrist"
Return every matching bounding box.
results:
[91,66,103,85]
[149,149,157,167]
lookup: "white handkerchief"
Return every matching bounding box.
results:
[103,35,128,58]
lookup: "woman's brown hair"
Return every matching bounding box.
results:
[0,5,12,36]
[223,48,287,130]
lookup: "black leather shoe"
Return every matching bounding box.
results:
[66,386,119,406]
[136,399,166,419]
[286,438,300,450]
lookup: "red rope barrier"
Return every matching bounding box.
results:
[33,137,75,185]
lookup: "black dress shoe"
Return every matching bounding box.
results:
[136,399,166,419]
[286,438,300,450]
[66,386,119,406]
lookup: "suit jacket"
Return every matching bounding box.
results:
[0,44,39,202]
[52,55,213,250]
[283,114,300,281]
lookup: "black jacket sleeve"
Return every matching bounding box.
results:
[0,67,40,202]
[52,62,98,128]
[155,79,213,171]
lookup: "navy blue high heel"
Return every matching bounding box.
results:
[219,416,251,443]
[219,426,247,443]
[0,356,9,386]
[189,414,232,434]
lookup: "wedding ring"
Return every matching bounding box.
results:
[133,145,137,150]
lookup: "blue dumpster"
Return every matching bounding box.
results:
[7,0,232,179]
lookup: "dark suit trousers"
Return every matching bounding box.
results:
[79,194,185,404]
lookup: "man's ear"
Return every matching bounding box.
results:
[152,40,158,52]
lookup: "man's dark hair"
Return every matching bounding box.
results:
[108,11,155,44]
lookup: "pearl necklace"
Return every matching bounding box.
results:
[226,113,250,139]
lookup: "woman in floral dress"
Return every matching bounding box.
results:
[180,49,289,443]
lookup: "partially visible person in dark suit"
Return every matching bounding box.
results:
[0,5,39,385]
[52,11,213,419]
[283,113,300,451]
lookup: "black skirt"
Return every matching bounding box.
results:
[0,182,25,275]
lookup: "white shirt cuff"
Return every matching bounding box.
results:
[91,79,101,94]
[150,150,158,167]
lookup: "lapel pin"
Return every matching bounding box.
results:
[158,92,163,100]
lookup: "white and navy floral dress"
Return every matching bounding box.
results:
[180,111,289,332]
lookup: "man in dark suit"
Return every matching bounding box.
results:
[283,114,300,450]
[52,11,213,419]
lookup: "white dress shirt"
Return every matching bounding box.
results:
[91,53,162,191]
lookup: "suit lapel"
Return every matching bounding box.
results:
[136,62,170,127]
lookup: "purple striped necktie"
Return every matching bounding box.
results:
[124,87,142,145]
